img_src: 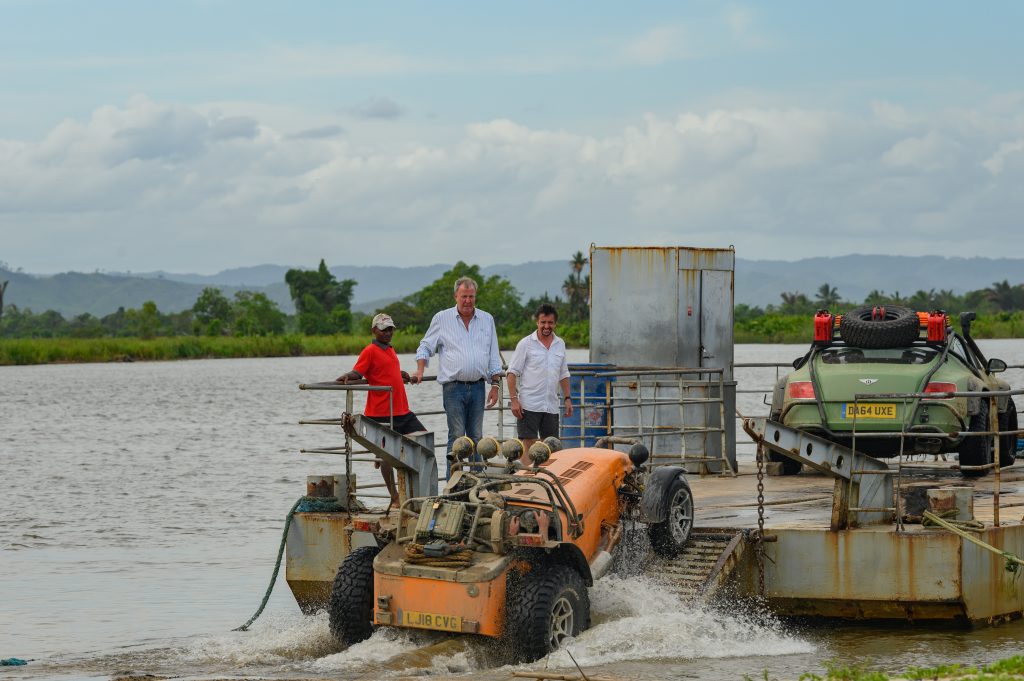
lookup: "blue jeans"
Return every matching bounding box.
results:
[442,380,485,478]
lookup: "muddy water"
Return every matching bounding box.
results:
[3,343,1024,680]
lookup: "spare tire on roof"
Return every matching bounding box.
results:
[839,305,920,348]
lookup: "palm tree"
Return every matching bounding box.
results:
[563,251,590,321]
[0,280,7,322]
[570,251,588,278]
[985,280,1023,312]
[814,283,841,309]
[779,291,811,315]
[562,275,587,321]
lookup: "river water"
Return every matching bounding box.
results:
[3,343,1024,681]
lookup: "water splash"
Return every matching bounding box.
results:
[182,612,338,666]
[540,575,815,668]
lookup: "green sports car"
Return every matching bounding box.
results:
[769,307,1017,477]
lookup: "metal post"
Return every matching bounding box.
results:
[635,372,645,457]
[894,398,907,531]
[678,373,687,466]
[497,376,505,439]
[718,369,730,476]
[345,389,354,505]
[991,394,1000,528]
[578,375,586,447]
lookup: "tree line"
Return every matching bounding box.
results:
[6,265,1023,342]
[0,253,593,341]
[736,281,1024,322]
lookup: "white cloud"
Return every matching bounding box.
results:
[983,139,1024,176]
[618,25,691,66]
[3,95,1024,273]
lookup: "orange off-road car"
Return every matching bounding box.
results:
[328,436,694,661]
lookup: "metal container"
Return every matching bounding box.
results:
[928,487,975,521]
[561,363,613,447]
[589,246,736,468]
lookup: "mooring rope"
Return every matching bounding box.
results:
[233,495,344,631]
[922,510,1023,575]
[921,507,985,532]
[403,542,475,568]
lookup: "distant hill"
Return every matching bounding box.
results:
[0,261,573,317]
[735,255,1024,308]
[127,261,570,309]
[4,255,1023,317]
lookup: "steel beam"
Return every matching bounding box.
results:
[345,414,438,499]
[743,417,893,528]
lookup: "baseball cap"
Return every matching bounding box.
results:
[371,313,396,330]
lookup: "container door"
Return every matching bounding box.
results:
[700,269,733,381]
[677,269,702,368]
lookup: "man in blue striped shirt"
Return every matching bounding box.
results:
[414,276,503,477]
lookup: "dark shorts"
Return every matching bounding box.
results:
[367,412,427,435]
[516,410,559,439]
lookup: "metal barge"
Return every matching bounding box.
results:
[284,245,1024,627]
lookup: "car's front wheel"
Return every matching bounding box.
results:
[959,397,994,477]
[648,476,694,557]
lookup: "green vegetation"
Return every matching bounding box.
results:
[742,655,1024,681]
[0,255,597,365]
[285,259,356,335]
[4,269,1024,365]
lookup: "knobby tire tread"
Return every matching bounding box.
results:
[958,396,992,477]
[505,563,588,662]
[328,545,380,645]
[839,305,920,349]
[998,397,1017,468]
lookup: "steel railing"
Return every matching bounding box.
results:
[565,367,733,476]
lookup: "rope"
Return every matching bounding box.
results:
[922,511,1023,575]
[403,542,475,567]
[921,508,985,532]
[234,496,312,631]
[296,496,345,513]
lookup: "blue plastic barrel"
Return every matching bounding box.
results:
[560,363,614,447]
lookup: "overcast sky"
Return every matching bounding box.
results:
[2,1,1024,274]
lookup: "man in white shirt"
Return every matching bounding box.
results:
[414,276,503,477]
[506,303,573,454]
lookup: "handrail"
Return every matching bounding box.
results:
[849,386,1024,528]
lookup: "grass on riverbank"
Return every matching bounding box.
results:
[2,312,1021,365]
[743,655,1024,681]
[0,332,535,366]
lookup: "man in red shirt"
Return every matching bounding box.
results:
[336,313,426,506]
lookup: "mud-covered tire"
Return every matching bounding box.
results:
[769,451,802,476]
[505,564,589,662]
[648,476,694,557]
[328,545,380,645]
[839,305,920,349]
[959,397,993,477]
[998,398,1018,468]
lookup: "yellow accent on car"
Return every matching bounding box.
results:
[842,403,897,419]
[401,610,463,632]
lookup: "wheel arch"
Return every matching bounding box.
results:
[520,544,593,587]
[640,466,688,524]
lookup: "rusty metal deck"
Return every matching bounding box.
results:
[690,462,1024,529]
[286,461,1024,623]
[689,462,1024,622]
